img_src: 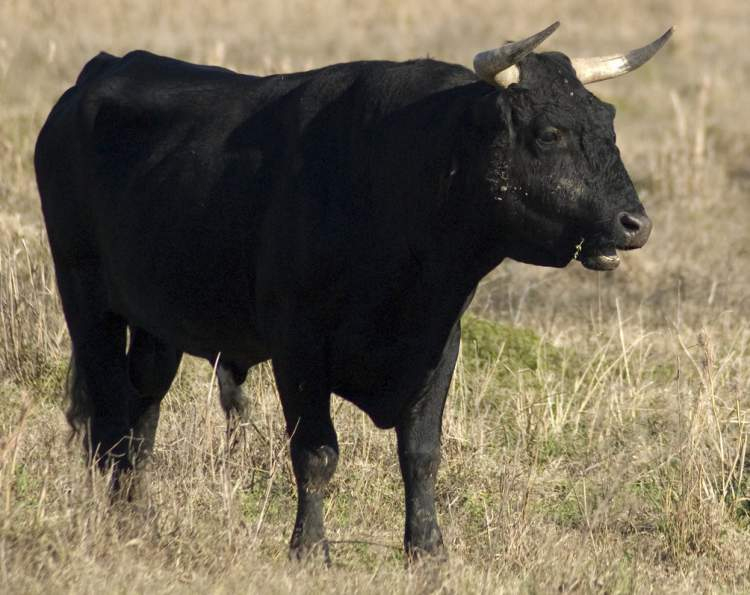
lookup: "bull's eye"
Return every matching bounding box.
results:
[538,126,562,144]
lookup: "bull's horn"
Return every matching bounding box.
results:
[473,21,560,87]
[570,28,674,85]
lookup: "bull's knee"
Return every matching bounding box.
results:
[401,449,440,484]
[292,444,338,492]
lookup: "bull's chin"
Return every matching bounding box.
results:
[581,252,620,270]
[578,244,621,271]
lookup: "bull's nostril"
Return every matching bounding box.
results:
[619,212,642,234]
[616,211,652,249]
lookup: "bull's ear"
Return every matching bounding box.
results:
[496,93,514,138]
[466,92,511,131]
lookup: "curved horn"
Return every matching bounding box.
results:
[570,28,674,85]
[473,21,560,87]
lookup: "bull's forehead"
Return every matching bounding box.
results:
[513,52,616,127]
[520,52,583,87]
[519,52,582,89]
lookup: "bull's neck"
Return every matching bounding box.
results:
[363,79,508,302]
[402,123,507,293]
[406,195,506,297]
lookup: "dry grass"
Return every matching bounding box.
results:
[1,0,749,592]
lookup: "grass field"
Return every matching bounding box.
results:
[1,0,749,592]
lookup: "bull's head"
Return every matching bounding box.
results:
[469,23,671,270]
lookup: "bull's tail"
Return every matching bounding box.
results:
[65,350,92,437]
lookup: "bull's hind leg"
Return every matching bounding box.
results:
[396,322,460,560]
[57,265,134,481]
[127,328,182,466]
[216,361,250,442]
[272,357,338,563]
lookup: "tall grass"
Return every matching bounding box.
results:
[1,0,749,592]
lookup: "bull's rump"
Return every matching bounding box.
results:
[34,52,281,358]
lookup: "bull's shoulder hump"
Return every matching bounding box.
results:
[321,58,477,96]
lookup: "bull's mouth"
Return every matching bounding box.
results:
[575,239,620,271]
[570,210,651,271]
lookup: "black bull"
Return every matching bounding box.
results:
[35,47,654,559]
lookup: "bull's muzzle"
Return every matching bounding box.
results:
[578,210,652,270]
[614,211,652,250]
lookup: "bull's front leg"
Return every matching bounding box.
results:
[396,322,460,560]
[272,357,338,563]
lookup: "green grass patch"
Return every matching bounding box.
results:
[461,314,557,373]
[536,482,586,529]
[240,472,295,526]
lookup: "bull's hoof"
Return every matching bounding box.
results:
[84,441,135,500]
[108,465,145,503]
[404,533,447,564]
[224,411,248,453]
[289,539,331,566]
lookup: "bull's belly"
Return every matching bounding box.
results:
[333,387,411,429]
[330,339,446,429]
[332,355,449,429]
[104,259,268,362]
